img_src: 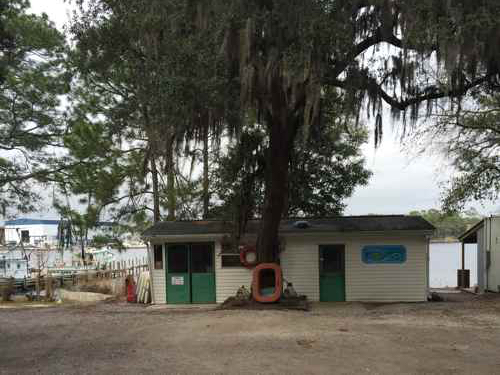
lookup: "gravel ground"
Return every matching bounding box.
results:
[1,293,500,375]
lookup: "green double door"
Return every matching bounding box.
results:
[319,244,346,302]
[166,243,215,304]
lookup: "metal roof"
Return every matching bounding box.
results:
[4,219,60,226]
[458,219,485,243]
[4,218,116,227]
[143,215,435,238]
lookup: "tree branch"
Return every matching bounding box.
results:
[0,161,84,185]
[331,25,437,79]
[332,74,491,112]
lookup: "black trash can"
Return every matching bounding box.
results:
[457,269,470,288]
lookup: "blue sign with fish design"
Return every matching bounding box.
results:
[362,245,407,264]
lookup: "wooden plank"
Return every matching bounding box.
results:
[137,274,141,303]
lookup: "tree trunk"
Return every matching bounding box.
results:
[81,239,85,265]
[256,111,298,263]
[202,120,210,219]
[36,273,40,300]
[36,251,41,300]
[150,156,161,223]
[166,144,176,221]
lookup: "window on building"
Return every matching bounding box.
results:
[220,239,244,268]
[221,254,243,268]
[167,244,188,273]
[191,243,214,273]
[320,245,345,273]
[220,244,243,268]
[21,230,30,243]
[153,245,163,269]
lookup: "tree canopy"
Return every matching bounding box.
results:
[0,0,68,216]
[215,0,500,261]
[210,113,371,221]
[409,208,482,239]
[412,93,500,212]
[2,0,500,263]
[68,0,232,225]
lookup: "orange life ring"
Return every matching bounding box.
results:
[252,263,283,303]
[240,245,258,268]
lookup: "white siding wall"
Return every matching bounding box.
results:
[150,243,166,304]
[5,224,59,245]
[280,238,320,301]
[282,235,428,302]
[346,237,428,302]
[151,270,166,304]
[487,217,500,293]
[150,233,429,304]
[478,226,486,293]
[215,241,253,303]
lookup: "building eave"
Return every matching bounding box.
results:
[458,219,485,243]
[143,229,434,242]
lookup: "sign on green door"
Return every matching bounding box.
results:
[319,245,346,302]
[166,243,215,304]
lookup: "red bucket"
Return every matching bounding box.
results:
[127,279,136,303]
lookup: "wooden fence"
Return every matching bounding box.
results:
[0,257,150,293]
[94,256,149,278]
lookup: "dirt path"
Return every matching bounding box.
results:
[1,295,500,374]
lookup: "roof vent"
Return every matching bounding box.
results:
[293,220,310,229]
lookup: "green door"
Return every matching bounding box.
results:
[319,245,346,302]
[166,243,216,304]
[190,243,216,303]
[166,244,191,304]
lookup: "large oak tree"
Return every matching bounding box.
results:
[68,0,500,262]
[215,0,500,262]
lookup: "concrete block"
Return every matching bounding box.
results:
[59,289,114,303]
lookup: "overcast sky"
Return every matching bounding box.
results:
[24,0,499,219]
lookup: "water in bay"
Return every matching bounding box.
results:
[430,242,477,288]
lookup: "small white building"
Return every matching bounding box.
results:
[143,216,435,305]
[459,216,500,293]
[0,250,29,279]
[4,218,116,247]
[4,219,60,246]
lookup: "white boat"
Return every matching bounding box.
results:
[85,247,116,263]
